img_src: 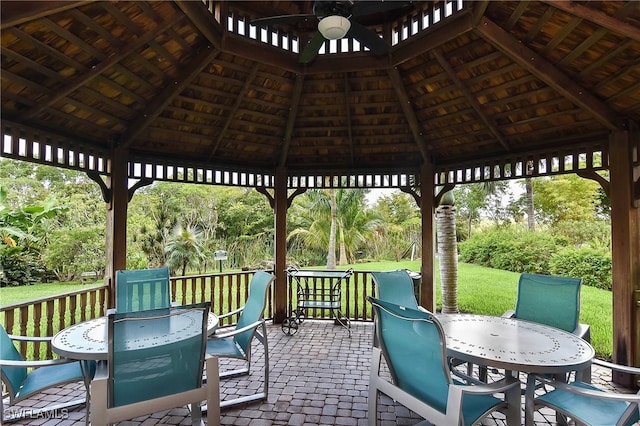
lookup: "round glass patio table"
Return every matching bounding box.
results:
[52,312,218,361]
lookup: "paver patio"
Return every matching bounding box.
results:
[4,320,633,426]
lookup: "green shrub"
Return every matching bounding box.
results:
[549,247,612,290]
[459,229,560,274]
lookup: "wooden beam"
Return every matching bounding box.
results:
[208,65,260,160]
[0,1,88,30]
[387,67,430,162]
[433,48,510,152]
[175,0,224,48]
[543,0,640,42]
[278,74,305,167]
[392,12,474,66]
[476,17,620,131]
[119,46,220,148]
[344,73,355,166]
[23,15,184,121]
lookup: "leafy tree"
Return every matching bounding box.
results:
[42,226,105,281]
[530,174,603,225]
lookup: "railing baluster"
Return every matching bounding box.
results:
[1,270,381,358]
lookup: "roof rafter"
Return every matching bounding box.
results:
[278,74,305,167]
[543,0,640,42]
[0,1,89,29]
[120,46,220,148]
[208,65,260,160]
[387,67,429,162]
[23,15,185,121]
[432,48,510,152]
[476,16,620,131]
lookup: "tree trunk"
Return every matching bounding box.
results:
[326,189,337,269]
[436,200,459,314]
[526,176,535,231]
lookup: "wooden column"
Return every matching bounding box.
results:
[273,167,288,323]
[104,145,129,308]
[609,123,640,388]
[420,160,436,312]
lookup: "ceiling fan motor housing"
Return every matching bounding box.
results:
[313,1,354,19]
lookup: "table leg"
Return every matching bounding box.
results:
[524,374,536,426]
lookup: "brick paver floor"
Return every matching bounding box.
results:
[4,320,636,425]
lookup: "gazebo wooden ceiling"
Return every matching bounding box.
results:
[1,1,639,387]
[1,1,638,186]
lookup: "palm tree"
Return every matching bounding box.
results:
[288,188,380,268]
[436,189,458,313]
[164,224,205,276]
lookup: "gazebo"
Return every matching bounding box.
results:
[1,1,638,387]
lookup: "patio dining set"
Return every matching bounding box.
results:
[1,268,639,425]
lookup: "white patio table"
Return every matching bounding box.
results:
[52,312,219,361]
[437,313,594,426]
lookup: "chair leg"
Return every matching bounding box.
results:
[368,347,383,426]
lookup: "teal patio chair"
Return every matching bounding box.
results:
[367,297,521,426]
[114,266,175,313]
[205,270,275,409]
[525,358,639,426]
[371,270,424,310]
[1,325,96,423]
[90,302,220,426]
[504,273,591,342]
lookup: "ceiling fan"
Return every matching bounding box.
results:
[250,1,412,63]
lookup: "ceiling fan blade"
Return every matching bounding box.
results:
[347,21,388,55]
[300,31,326,63]
[352,1,413,17]
[250,14,316,27]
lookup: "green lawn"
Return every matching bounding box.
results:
[0,261,613,358]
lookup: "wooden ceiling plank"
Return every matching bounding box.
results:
[0,1,89,30]
[7,27,88,71]
[208,66,260,159]
[24,15,183,121]
[505,0,531,31]
[120,46,220,148]
[387,67,430,161]
[344,73,355,165]
[476,17,619,131]
[578,39,635,80]
[543,0,640,42]
[278,74,305,167]
[433,48,510,152]
[525,6,557,42]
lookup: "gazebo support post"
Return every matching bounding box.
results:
[273,167,289,323]
[104,145,129,309]
[609,122,640,389]
[420,160,436,312]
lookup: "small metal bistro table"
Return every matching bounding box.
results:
[437,313,594,426]
[282,267,354,336]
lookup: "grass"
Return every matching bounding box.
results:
[0,261,613,358]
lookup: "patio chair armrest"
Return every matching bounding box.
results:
[453,376,520,396]
[530,374,640,401]
[216,306,243,321]
[8,334,53,343]
[209,319,264,339]
[0,357,76,368]
[573,323,591,343]
[593,358,640,376]
[502,310,515,319]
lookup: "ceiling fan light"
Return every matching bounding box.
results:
[318,15,351,40]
